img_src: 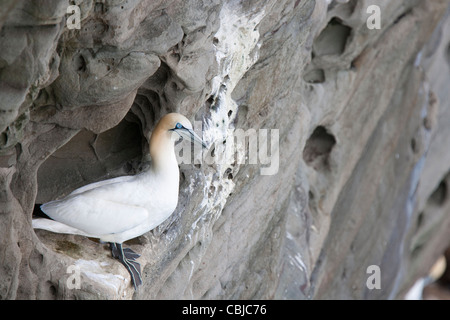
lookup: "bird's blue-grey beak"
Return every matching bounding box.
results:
[176,128,207,149]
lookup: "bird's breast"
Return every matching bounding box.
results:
[140,169,179,214]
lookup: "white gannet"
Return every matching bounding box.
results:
[33,113,206,290]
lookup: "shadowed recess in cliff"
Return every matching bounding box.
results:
[303,126,336,171]
[36,117,144,204]
[313,17,352,57]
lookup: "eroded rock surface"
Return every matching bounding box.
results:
[0,0,449,299]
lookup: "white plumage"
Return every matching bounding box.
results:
[36,169,178,243]
[32,113,205,289]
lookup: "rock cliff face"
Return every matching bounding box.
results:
[0,0,449,299]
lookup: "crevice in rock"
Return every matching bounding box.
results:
[411,137,418,154]
[303,68,325,84]
[446,42,450,66]
[393,9,413,25]
[206,95,217,110]
[416,211,424,230]
[313,17,352,57]
[74,53,87,73]
[303,126,336,171]
[428,178,448,207]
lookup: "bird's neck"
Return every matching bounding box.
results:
[149,128,178,175]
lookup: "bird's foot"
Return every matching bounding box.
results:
[110,242,143,290]
[110,243,141,260]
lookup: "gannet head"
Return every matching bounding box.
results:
[165,113,206,148]
[150,113,206,166]
[161,113,206,148]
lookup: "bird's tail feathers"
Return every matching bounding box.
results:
[32,218,90,237]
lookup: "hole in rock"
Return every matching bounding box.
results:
[303,68,325,84]
[48,282,57,297]
[428,179,447,207]
[74,54,86,73]
[206,95,215,109]
[224,168,233,180]
[313,17,352,56]
[303,126,336,171]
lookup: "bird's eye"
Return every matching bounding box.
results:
[175,123,182,129]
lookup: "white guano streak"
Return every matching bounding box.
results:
[202,5,266,208]
[184,6,267,289]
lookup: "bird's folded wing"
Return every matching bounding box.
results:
[41,196,148,236]
[68,175,135,196]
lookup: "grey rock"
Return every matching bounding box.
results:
[0,0,449,300]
